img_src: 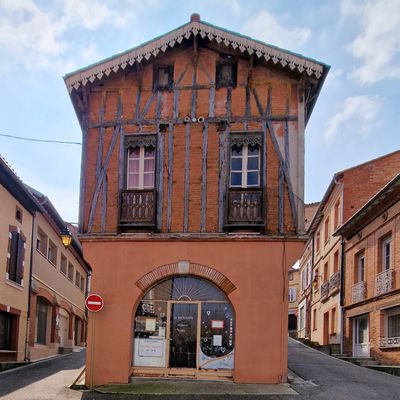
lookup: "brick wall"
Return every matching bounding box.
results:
[81,45,302,234]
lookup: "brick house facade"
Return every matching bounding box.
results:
[336,173,400,364]
[65,14,328,385]
[298,151,400,351]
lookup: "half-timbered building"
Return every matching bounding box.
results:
[64,14,328,385]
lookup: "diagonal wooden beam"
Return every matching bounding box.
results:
[251,88,265,117]
[266,120,298,228]
[140,92,156,120]
[95,95,105,181]
[87,94,123,232]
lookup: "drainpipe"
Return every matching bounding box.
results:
[24,212,36,361]
[339,237,346,355]
[309,235,315,340]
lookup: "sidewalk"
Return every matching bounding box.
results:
[91,378,298,396]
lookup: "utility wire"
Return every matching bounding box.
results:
[0,133,81,145]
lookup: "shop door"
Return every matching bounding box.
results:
[169,303,198,368]
[59,314,68,347]
[353,315,370,357]
[323,312,329,345]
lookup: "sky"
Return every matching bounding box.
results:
[0,0,399,222]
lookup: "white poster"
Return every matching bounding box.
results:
[138,338,164,357]
[213,335,222,346]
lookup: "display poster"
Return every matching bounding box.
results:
[211,320,224,329]
[145,318,156,332]
[138,338,164,357]
[213,335,222,346]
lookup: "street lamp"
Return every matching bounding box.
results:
[61,227,72,248]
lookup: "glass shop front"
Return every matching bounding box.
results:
[132,276,235,378]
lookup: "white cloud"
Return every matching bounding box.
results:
[0,0,67,71]
[243,10,311,49]
[0,0,160,74]
[343,0,400,84]
[324,95,381,142]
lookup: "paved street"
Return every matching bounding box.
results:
[288,337,400,399]
[1,341,400,399]
[0,350,85,400]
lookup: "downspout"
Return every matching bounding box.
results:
[309,235,315,339]
[24,212,36,361]
[339,237,346,355]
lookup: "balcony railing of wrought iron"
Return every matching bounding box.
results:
[119,189,156,227]
[379,336,400,348]
[329,271,341,294]
[352,281,366,304]
[375,269,394,296]
[226,188,263,226]
[321,281,329,299]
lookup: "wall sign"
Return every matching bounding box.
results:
[138,338,164,357]
[211,320,224,329]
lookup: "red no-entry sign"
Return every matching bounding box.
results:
[85,294,104,312]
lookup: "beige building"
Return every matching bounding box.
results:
[0,155,90,365]
[0,157,38,362]
[27,188,90,360]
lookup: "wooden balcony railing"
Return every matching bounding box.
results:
[329,271,341,294]
[120,189,156,227]
[226,188,263,227]
[375,269,394,296]
[321,281,329,300]
[352,281,366,304]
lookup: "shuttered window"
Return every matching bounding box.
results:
[7,228,25,285]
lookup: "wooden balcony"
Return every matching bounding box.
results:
[375,269,394,296]
[226,188,263,228]
[352,281,366,304]
[119,189,156,228]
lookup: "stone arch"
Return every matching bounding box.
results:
[135,260,236,295]
[36,287,56,305]
[59,300,73,315]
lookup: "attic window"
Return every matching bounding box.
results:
[216,57,237,89]
[153,66,173,91]
[15,206,23,223]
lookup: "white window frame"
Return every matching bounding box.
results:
[382,236,392,271]
[357,253,365,283]
[127,146,155,190]
[230,144,260,188]
[385,306,400,338]
[289,288,297,303]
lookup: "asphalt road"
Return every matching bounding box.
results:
[0,349,85,400]
[288,337,400,399]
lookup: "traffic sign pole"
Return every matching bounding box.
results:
[90,312,95,388]
[85,294,104,388]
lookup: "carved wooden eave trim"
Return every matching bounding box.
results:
[64,19,326,93]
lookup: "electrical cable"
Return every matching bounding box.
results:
[0,133,81,145]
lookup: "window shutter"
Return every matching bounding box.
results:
[8,232,19,281]
[16,234,25,284]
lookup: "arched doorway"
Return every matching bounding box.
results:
[132,276,235,379]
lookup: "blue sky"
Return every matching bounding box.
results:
[0,0,399,222]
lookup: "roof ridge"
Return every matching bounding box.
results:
[64,16,328,93]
